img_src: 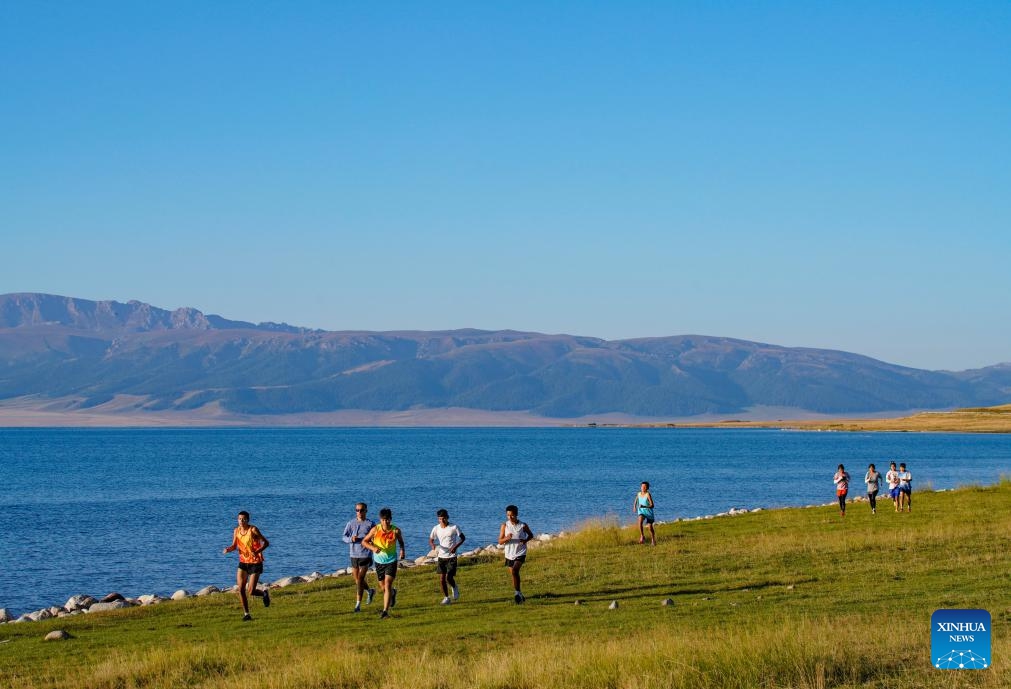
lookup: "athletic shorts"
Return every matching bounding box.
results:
[375,561,398,580]
[889,487,901,499]
[637,508,655,524]
[437,557,458,576]
[900,485,911,494]
[504,555,526,568]
[836,489,848,497]
[238,562,264,574]
[351,556,373,569]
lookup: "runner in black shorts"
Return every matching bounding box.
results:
[342,502,376,612]
[223,510,271,621]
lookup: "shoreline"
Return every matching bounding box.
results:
[0,487,951,623]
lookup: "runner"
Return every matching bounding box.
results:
[864,463,882,514]
[342,502,376,612]
[222,510,271,621]
[363,507,406,619]
[886,462,901,512]
[833,464,850,518]
[633,481,656,545]
[498,504,534,604]
[429,509,466,605]
[898,463,913,512]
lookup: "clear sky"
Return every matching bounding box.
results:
[3,2,1009,371]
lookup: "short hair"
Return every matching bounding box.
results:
[868,463,876,470]
[890,461,897,467]
[238,510,250,519]
[379,507,392,520]
[641,481,650,489]
[837,464,845,470]
[505,504,518,515]
[356,502,367,510]
[899,463,906,469]
[436,509,449,518]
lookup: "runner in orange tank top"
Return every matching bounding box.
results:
[223,510,271,621]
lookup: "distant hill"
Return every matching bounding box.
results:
[1,292,1008,420]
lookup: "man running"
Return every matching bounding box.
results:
[342,502,376,612]
[886,462,901,512]
[222,510,271,621]
[898,463,913,512]
[429,509,466,605]
[363,508,406,619]
[498,504,534,604]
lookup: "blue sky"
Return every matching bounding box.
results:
[3,2,1009,370]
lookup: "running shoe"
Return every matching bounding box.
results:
[514,592,523,604]
[262,588,271,608]
[354,602,361,613]
[379,609,390,619]
[242,613,252,622]
[366,588,375,605]
[441,596,451,605]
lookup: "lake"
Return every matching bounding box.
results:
[2,427,1009,615]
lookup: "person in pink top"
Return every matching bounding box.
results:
[833,464,851,518]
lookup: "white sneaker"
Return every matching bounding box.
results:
[452,585,459,600]
[441,596,452,605]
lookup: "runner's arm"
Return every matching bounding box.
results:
[521,524,534,543]
[396,528,406,560]
[342,521,356,544]
[498,523,509,545]
[223,530,237,554]
[362,526,379,553]
[450,530,465,554]
[252,527,270,551]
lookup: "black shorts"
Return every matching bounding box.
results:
[437,557,458,576]
[238,562,264,574]
[375,561,398,580]
[504,555,526,568]
[351,556,373,569]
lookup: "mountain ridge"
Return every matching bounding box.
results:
[1,292,1008,420]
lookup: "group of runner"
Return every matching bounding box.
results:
[223,503,536,620]
[833,461,912,517]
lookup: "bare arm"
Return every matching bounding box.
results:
[521,524,534,543]
[498,523,509,545]
[396,528,407,560]
[645,491,654,509]
[223,529,237,554]
[451,530,466,554]
[362,526,379,554]
[252,527,269,552]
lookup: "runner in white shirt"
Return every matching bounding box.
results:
[885,462,901,512]
[498,504,534,604]
[429,509,466,605]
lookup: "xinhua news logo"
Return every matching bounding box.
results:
[932,609,990,670]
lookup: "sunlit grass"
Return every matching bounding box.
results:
[4,483,1010,688]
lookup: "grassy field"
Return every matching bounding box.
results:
[4,484,1010,689]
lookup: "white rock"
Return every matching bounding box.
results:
[48,606,63,617]
[44,630,71,641]
[414,556,434,565]
[195,586,220,597]
[608,600,620,610]
[272,576,305,588]
[86,600,131,613]
[136,594,162,606]
[170,589,191,600]
[64,595,97,612]
[536,533,553,542]
[304,572,324,582]
[0,608,11,623]
[27,609,54,622]
[661,598,674,606]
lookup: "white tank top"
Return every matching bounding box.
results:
[504,520,527,560]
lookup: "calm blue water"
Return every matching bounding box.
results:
[2,428,1010,615]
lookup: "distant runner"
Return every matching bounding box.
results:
[429,509,466,605]
[833,464,850,518]
[864,463,882,514]
[222,510,271,621]
[886,462,901,512]
[898,463,912,513]
[498,505,534,604]
[342,502,376,612]
[363,508,406,619]
[633,481,656,545]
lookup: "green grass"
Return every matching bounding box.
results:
[4,486,1011,688]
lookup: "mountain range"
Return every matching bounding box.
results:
[1,292,1009,422]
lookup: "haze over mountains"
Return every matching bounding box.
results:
[1,293,1009,424]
